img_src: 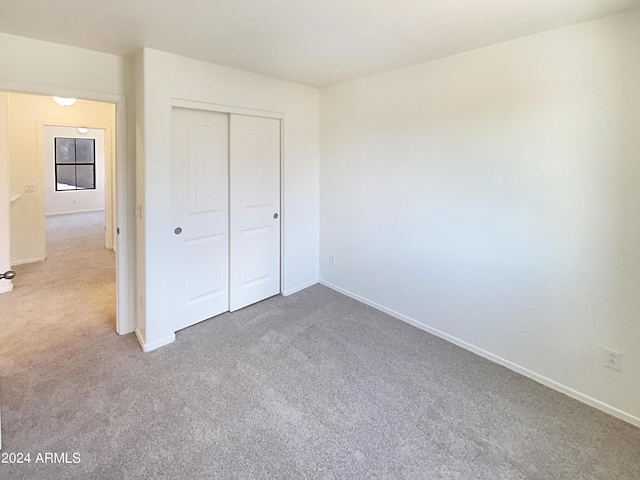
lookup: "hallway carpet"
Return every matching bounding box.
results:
[1,215,639,479]
[0,211,115,377]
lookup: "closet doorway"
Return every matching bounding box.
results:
[171,106,281,331]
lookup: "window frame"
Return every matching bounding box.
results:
[54,137,97,191]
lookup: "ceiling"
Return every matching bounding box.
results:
[0,0,637,87]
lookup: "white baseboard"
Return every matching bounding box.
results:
[11,256,43,266]
[118,324,135,336]
[135,329,175,352]
[319,279,640,428]
[46,208,105,217]
[283,279,319,296]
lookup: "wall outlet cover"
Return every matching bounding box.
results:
[604,348,621,372]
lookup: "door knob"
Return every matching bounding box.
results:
[174,227,182,235]
[273,213,278,219]
[0,270,16,280]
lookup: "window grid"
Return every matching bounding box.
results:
[54,137,96,191]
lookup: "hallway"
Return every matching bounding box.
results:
[0,212,116,376]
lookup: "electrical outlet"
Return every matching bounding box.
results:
[329,254,336,266]
[72,198,78,204]
[604,348,621,372]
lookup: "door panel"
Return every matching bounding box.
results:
[186,235,225,301]
[171,107,229,331]
[240,226,271,286]
[230,115,281,311]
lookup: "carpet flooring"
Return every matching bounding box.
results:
[1,214,639,479]
[0,212,116,378]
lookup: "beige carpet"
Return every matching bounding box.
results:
[0,211,116,377]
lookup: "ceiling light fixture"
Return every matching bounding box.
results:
[78,127,89,134]
[53,97,76,107]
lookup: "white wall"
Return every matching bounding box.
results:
[0,32,125,97]
[0,32,136,333]
[136,49,319,351]
[7,94,115,264]
[44,127,105,216]
[320,9,640,425]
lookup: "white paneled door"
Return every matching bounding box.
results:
[171,107,230,331]
[230,115,281,311]
[171,108,281,331]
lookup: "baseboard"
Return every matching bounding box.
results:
[46,208,105,217]
[134,328,144,350]
[0,281,13,294]
[11,256,43,266]
[135,329,175,352]
[283,279,319,296]
[118,324,135,336]
[319,279,640,428]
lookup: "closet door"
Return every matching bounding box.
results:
[171,107,229,331]
[229,114,281,311]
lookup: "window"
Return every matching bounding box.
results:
[55,137,96,191]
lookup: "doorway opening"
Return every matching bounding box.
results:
[0,91,128,374]
[44,126,114,248]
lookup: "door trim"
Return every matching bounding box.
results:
[40,124,112,249]
[0,80,132,335]
[172,99,284,120]
[170,98,285,297]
